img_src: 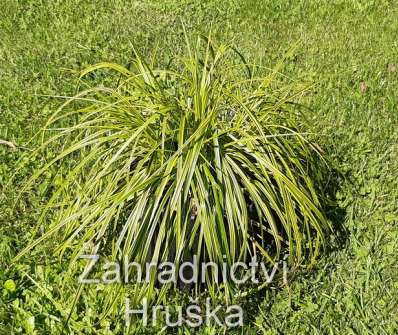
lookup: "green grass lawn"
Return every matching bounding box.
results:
[1,0,398,334]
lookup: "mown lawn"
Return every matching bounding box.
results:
[1,0,397,334]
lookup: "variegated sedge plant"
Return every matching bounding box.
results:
[15,35,332,309]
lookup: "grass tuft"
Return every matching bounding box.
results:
[16,35,331,303]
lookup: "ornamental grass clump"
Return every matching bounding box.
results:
[17,36,331,303]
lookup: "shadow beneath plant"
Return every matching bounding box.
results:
[238,159,349,325]
[321,167,349,250]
